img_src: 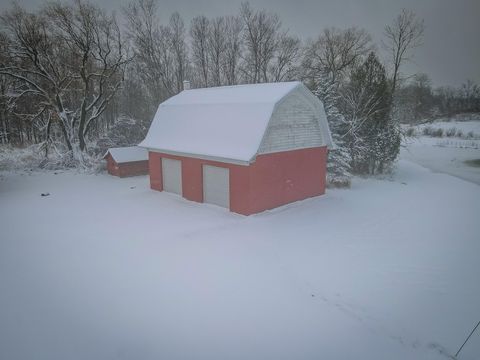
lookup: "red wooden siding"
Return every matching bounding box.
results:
[106,154,149,178]
[147,146,327,215]
[248,147,327,214]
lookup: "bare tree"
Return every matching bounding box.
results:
[169,12,188,93]
[0,7,68,148]
[123,0,175,102]
[222,15,243,85]
[240,2,280,83]
[46,1,129,152]
[383,9,424,95]
[190,15,210,87]
[0,1,129,158]
[458,79,480,112]
[302,27,372,86]
[0,32,13,144]
[269,32,300,82]
[208,17,226,86]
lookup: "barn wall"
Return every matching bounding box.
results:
[117,161,149,177]
[246,146,327,214]
[181,157,204,202]
[258,87,325,154]
[106,154,149,178]
[106,154,120,176]
[149,152,163,190]
[147,147,327,215]
[147,151,252,214]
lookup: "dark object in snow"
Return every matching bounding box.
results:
[41,193,50,197]
[130,186,136,189]
[464,159,480,168]
[401,182,407,185]
[311,294,315,297]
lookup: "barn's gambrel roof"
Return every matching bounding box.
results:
[140,81,332,165]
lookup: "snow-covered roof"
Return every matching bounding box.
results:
[139,81,330,164]
[105,146,148,163]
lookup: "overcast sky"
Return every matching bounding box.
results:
[3,0,479,87]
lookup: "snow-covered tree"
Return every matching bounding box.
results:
[95,115,148,154]
[341,52,400,174]
[0,1,130,162]
[314,69,351,187]
[0,32,13,145]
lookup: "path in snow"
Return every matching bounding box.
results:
[401,137,480,185]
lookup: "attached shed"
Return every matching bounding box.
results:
[140,81,332,215]
[104,146,149,177]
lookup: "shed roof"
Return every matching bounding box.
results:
[139,81,330,164]
[105,146,148,164]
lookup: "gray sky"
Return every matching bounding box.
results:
[3,0,479,87]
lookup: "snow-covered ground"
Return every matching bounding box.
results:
[403,119,480,185]
[1,157,479,360]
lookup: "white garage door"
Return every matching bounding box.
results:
[203,165,230,208]
[162,158,182,195]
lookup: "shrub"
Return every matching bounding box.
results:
[327,176,351,188]
[405,127,416,137]
[422,126,433,136]
[0,143,103,172]
[464,159,480,167]
[433,128,444,137]
[446,127,457,137]
[0,144,44,171]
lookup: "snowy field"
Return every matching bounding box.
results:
[1,158,480,360]
[403,119,480,185]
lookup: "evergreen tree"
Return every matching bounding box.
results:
[341,52,400,174]
[314,69,351,187]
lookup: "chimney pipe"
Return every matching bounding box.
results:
[183,80,191,90]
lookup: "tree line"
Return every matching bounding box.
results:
[0,0,478,179]
[395,76,480,123]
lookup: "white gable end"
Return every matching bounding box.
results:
[258,85,327,154]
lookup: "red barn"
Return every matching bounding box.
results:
[140,81,332,215]
[104,146,149,177]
